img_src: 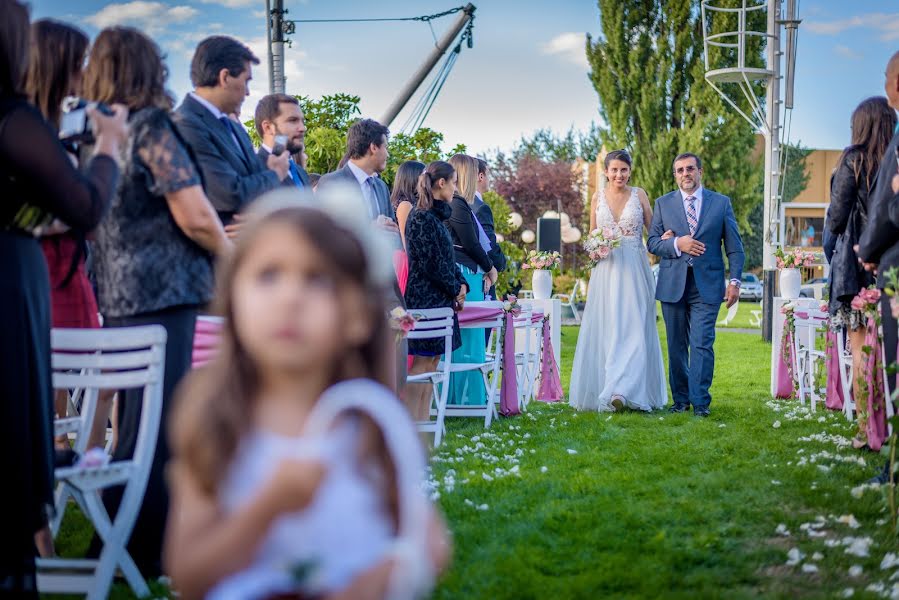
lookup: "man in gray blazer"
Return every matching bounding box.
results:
[317,118,395,227]
[173,36,289,226]
[647,153,744,417]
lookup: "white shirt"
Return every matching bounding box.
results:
[346,160,378,220]
[190,92,242,152]
[673,186,704,258]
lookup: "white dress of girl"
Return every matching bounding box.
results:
[206,381,400,600]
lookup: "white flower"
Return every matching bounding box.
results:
[502,301,512,311]
[849,565,863,577]
[801,563,819,573]
[773,420,782,429]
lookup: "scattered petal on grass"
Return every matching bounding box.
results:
[838,515,861,530]
[844,537,872,558]
[849,565,863,577]
[786,548,805,566]
[771,480,782,486]
[811,552,824,561]
[567,449,578,455]
[540,466,548,473]
[840,588,854,598]
[881,552,899,570]
[718,423,726,428]
[606,416,612,421]
[477,504,489,511]
[776,524,791,537]
[801,563,819,573]
[773,420,781,429]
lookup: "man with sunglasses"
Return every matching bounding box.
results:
[647,153,745,417]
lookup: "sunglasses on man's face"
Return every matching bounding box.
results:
[674,165,698,175]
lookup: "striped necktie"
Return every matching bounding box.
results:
[686,195,698,236]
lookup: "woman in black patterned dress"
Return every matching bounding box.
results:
[404,161,468,421]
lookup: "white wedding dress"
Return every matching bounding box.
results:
[568,187,667,412]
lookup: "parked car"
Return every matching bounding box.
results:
[800,277,828,300]
[739,273,763,301]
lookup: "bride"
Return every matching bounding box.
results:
[569,150,668,412]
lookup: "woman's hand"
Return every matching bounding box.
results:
[660,229,675,241]
[454,288,467,312]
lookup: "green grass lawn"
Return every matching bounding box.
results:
[54,323,897,599]
[715,300,764,329]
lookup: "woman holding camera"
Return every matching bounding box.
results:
[82,26,230,577]
[0,1,126,594]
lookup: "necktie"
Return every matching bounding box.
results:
[365,176,378,219]
[288,161,304,187]
[686,196,698,236]
[219,116,252,164]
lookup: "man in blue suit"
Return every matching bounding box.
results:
[647,153,745,417]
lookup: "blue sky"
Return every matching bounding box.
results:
[29,0,899,156]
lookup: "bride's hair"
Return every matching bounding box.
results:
[604,149,632,169]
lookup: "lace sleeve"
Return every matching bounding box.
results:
[135,115,201,197]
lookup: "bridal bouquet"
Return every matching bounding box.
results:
[521,250,561,271]
[584,226,621,267]
[775,247,819,269]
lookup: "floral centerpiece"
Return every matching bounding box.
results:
[521,250,561,271]
[774,247,819,269]
[583,226,621,268]
[522,251,561,300]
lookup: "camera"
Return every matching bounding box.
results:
[59,97,115,147]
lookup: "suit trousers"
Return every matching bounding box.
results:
[660,269,720,408]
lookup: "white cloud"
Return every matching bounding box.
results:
[84,1,198,34]
[540,32,588,68]
[806,13,899,41]
[834,45,863,60]
[197,0,256,7]
[240,36,307,119]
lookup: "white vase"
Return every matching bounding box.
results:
[779,268,801,299]
[532,269,553,300]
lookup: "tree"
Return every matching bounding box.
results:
[382,128,467,186]
[481,190,525,297]
[586,0,766,230]
[513,124,603,163]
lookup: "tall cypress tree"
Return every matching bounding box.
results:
[586,0,765,227]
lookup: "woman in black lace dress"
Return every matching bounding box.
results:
[404,161,468,420]
[0,1,126,594]
[827,96,896,450]
[82,26,231,576]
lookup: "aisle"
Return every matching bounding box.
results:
[431,325,895,599]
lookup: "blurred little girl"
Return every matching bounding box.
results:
[164,190,450,600]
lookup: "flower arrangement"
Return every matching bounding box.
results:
[521,250,561,271]
[583,226,621,267]
[389,307,418,341]
[850,286,882,315]
[501,294,522,316]
[775,247,820,269]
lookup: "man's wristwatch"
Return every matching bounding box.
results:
[729,278,741,288]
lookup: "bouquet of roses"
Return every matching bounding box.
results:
[583,226,621,267]
[850,286,882,314]
[775,247,820,269]
[521,250,561,271]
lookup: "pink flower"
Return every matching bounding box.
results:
[598,245,611,259]
[850,295,866,311]
[866,288,882,303]
[522,264,530,270]
[602,227,614,239]
[508,295,517,303]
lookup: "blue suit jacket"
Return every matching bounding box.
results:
[316,164,393,220]
[647,188,745,304]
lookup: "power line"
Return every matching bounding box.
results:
[288,6,466,24]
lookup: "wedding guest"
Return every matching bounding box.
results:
[857,50,899,484]
[26,18,116,453]
[164,199,449,599]
[254,93,309,188]
[174,36,289,226]
[474,157,506,299]
[446,154,496,406]
[0,1,126,592]
[828,96,896,450]
[390,160,424,296]
[404,161,468,420]
[83,26,231,577]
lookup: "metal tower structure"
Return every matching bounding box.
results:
[701,0,800,343]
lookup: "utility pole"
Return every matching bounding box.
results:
[380,3,475,129]
[760,0,782,343]
[268,0,288,94]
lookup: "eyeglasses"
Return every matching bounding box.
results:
[674,165,698,175]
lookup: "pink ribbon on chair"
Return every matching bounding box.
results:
[192,317,223,368]
[863,316,887,452]
[499,312,520,416]
[775,317,795,399]
[536,317,564,402]
[824,329,844,410]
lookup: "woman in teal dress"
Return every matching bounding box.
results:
[445,154,498,405]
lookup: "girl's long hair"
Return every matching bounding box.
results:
[416,160,454,211]
[390,160,424,210]
[842,96,896,189]
[171,205,397,522]
[25,19,88,128]
[448,153,479,204]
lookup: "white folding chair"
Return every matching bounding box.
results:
[39,325,167,600]
[518,290,534,299]
[792,303,827,410]
[552,279,583,323]
[442,302,505,428]
[405,308,454,447]
[835,326,857,422]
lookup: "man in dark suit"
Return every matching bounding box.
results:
[317,119,396,231]
[173,36,288,226]
[858,50,899,412]
[254,93,310,189]
[647,153,744,418]
[473,158,506,301]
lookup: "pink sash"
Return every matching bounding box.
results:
[536,318,564,402]
[824,329,844,410]
[775,316,795,399]
[863,316,887,451]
